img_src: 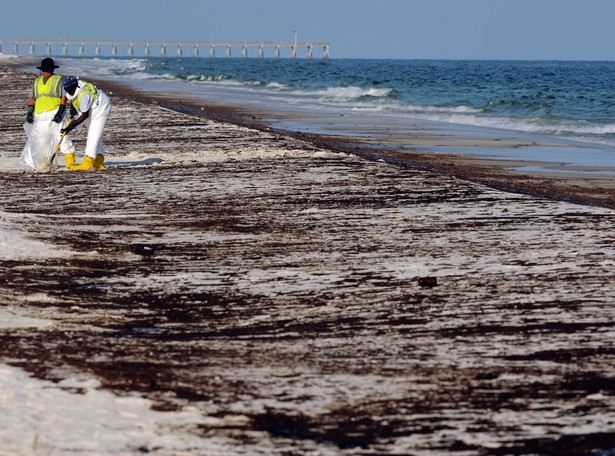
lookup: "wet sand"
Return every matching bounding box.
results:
[0,64,614,454]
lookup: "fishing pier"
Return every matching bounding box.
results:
[0,39,330,59]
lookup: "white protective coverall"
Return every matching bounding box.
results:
[20,78,75,170]
[66,80,112,160]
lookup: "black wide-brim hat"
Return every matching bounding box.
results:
[36,57,59,72]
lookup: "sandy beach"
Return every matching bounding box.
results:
[0,62,614,454]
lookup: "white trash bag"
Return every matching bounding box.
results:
[19,120,63,171]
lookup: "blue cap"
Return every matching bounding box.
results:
[63,76,78,90]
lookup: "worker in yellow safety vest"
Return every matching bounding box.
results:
[20,58,75,169]
[60,76,112,170]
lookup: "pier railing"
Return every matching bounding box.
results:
[0,39,330,59]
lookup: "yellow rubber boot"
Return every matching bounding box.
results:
[64,153,75,168]
[93,154,106,169]
[69,156,95,171]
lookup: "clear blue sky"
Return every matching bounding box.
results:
[3,0,615,60]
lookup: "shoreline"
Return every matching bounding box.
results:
[80,69,615,209]
[8,55,613,208]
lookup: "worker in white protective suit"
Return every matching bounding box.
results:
[20,58,76,170]
[60,76,112,170]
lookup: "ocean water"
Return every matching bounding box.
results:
[53,57,615,169]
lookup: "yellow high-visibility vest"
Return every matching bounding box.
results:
[33,74,63,114]
[71,82,98,113]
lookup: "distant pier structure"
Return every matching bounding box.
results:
[0,39,330,59]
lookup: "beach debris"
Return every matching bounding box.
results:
[418,276,438,287]
[132,244,158,256]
